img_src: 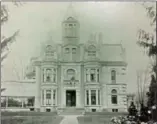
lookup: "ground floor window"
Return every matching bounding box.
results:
[42,89,57,106]
[111,95,118,104]
[91,90,96,105]
[85,89,100,106]
[86,90,89,105]
[111,89,118,105]
[46,90,51,105]
[98,90,100,105]
[53,90,56,106]
[1,96,34,108]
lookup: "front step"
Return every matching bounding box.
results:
[58,107,85,115]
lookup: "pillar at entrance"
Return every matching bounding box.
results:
[76,90,81,107]
[51,89,53,106]
[63,89,66,107]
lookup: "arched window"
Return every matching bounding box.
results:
[111,70,116,83]
[111,89,118,104]
[67,69,75,80]
[43,68,56,83]
[65,48,70,54]
[88,45,96,57]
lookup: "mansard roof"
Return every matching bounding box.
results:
[100,44,126,62]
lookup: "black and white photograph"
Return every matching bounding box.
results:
[1,1,157,124]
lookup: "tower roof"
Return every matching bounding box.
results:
[63,2,78,21]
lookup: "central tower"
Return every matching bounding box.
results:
[62,4,80,45]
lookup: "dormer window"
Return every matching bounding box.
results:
[65,48,70,53]
[46,45,54,56]
[72,48,76,54]
[88,45,96,57]
[111,70,116,84]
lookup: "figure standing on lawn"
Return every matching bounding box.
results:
[128,101,138,116]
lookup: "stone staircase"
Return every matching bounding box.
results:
[58,107,84,115]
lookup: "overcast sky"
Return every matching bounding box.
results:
[1,2,156,93]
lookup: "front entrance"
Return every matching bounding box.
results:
[66,90,76,107]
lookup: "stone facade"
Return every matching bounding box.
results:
[26,10,128,112]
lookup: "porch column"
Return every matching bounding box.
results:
[34,66,41,111]
[6,96,8,108]
[95,69,98,82]
[89,90,91,105]
[96,90,98,105]
[55,90,57,106]
[85,90,86,106]
[22,98,24,108]
[44,90,46,106]
[51,89,53,106]
[63,89,66,107]
[76,90,81,107]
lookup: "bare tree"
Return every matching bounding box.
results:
[12,58,26,80]
[1,1,24,64]
[136,67,151,107]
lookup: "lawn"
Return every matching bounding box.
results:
[1,112,64,124]
[77,112,128,124]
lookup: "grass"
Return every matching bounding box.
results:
[77,113,128,124]
[1,112,64,124]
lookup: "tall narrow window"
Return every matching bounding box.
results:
[43,69,45,82]
[91,90,96,105]
[86,69,90,82]
[111,89,118,104]
[72,48,76,54]
[88,45,96,57]
[46,90,51,105]
[111,70,116,83]
[97,69,99,82]
[86,90,89,105]
[46,69,51,82]
[45,45,54,56]
[42,90,44,105]
[98,90,100,105]
[53,90,56,105]
[86,69,88,82]
[53,69,56,83]
[65,48,70,54]
[90,69,95,82]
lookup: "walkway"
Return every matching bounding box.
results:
[59,115,79,124]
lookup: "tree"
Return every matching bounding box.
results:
[136,68,150,107]
[1,3,21,64]
[0,2,22,121]
[137,2,157,121]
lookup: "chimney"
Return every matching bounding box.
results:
[98,32,103,44]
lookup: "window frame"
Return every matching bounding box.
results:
[111,89,118,105]
[65,48,70,54]
[91,90,96,105]
[111,70,116,83]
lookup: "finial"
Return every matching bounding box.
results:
[64,2,77,20]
